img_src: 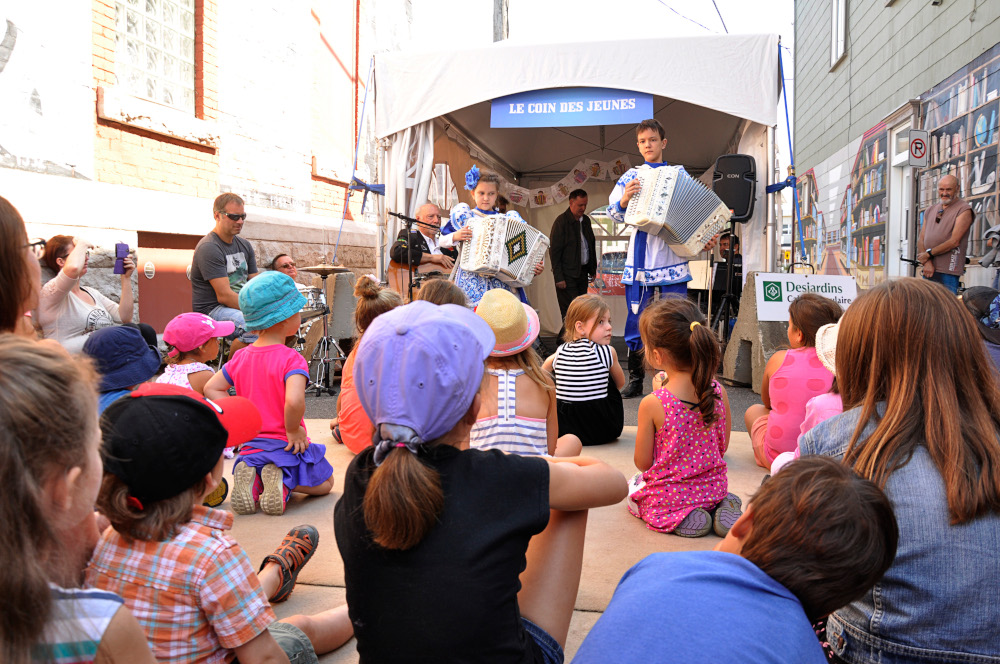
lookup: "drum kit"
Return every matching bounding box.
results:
[296,262,350,397]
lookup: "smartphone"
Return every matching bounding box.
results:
[114,242,129,275]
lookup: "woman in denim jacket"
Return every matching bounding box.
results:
[800,278,1000,664]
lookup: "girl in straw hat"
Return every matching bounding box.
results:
[470,289,583,457]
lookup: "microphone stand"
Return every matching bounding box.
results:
[388,210,422,301]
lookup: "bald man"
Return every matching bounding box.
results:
[917,174,975,294]
[389,202,470,270]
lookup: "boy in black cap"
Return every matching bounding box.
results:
[86,383,352,664]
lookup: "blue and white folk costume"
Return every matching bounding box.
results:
[443,203,530,307]
[608,162,693,351]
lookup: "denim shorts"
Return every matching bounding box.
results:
[208,305,258,344]
[268,621,318,664]
[925,272,959,294]
[522,617,565,664]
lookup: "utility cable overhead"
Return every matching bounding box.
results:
[712,0,728,33]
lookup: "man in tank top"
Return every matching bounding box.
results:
[917,174,974,294]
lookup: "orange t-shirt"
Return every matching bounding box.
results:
[338,349,375,454]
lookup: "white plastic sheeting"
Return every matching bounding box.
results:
[375,34,779,139]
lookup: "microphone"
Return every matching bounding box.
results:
[388,210,439,232]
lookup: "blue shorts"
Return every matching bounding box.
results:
[522,617,565,664]
[208,305,258,344]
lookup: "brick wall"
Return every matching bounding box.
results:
[91,0,221,195]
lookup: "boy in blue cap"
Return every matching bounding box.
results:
[83,325,162,413]
[205,270,333,516]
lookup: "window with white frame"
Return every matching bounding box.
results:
[114,0,195,114]
[831,0,847,68]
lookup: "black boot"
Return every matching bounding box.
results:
[621,349,646,398]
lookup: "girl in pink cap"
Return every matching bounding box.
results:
[470,288,582,457]
[158,312,234,394]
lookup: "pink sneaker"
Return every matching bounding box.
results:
[231,462,260,515]
[260,464,287,516]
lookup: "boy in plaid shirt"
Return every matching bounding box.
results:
[86,384,352,664]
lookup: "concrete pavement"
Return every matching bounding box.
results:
[226,421,767,662]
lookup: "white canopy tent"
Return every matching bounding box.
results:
[375,34,780,334]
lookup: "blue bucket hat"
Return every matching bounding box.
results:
[83,325,162,392]
[239,271,306,331]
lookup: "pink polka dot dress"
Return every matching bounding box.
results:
[628,381,728,533]
[763,346,833,463]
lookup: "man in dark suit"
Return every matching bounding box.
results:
[389,203,466,268]
[549,189,597,319]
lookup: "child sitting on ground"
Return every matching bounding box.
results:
[87,383,353,664]
[415,276,468,306]
[158,312,232,393]
[329,276,403,453]
[770,322,843,476]
[205,271,334,516]
[83,325,162,414]
[471,288,582,457]
[744,292,842,469]
[628,297,742,537]
[335,300,627,662]
[572,456,899,663]
[543,294,625,447]
[0,336,157,664]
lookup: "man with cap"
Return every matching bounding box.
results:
[87,383,355,663]
[334,300,627,663]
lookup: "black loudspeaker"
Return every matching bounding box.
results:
[713,154,757,223]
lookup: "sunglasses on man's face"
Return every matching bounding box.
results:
[221,212,247,221]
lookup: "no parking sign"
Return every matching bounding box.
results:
[908,129,928,167]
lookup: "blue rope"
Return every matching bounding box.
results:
[778,43,807,261]
[331,56,376,265]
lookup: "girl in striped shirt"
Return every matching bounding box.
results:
[543,294,625,447]
[470,289,582,457]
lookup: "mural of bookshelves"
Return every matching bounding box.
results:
[918,41,1000,258]
[844,124,889,288]
[796,169,848,276]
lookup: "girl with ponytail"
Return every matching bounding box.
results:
[0,335,155,663]
[335,300,627,662]
[626,297,743,538]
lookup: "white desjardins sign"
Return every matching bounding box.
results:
[755,273,857,322]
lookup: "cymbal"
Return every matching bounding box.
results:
[300,263,349,276]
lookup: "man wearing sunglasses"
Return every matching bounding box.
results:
[917,174,974,294]
[191,193,259,353]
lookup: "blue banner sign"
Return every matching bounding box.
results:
[491,87,653,128]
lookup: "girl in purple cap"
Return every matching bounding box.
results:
[336,300,628,664]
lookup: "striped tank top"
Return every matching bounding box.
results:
[35,585,123,663]
[469,368,548,456]
[553,339,612,402]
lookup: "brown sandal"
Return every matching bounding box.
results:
[259,524,319,602]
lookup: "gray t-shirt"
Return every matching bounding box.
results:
[190,232,257,313]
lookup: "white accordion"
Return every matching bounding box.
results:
[459,211,549,288]
[624,166,732,258]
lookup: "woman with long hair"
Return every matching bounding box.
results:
[0,196,43,336]
[0,336,155,663]
[800,277,1000,664]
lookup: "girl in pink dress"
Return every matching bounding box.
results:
[744,293,843,469]
[627,298,742,538]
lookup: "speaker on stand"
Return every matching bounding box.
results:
[710,154,756,342]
